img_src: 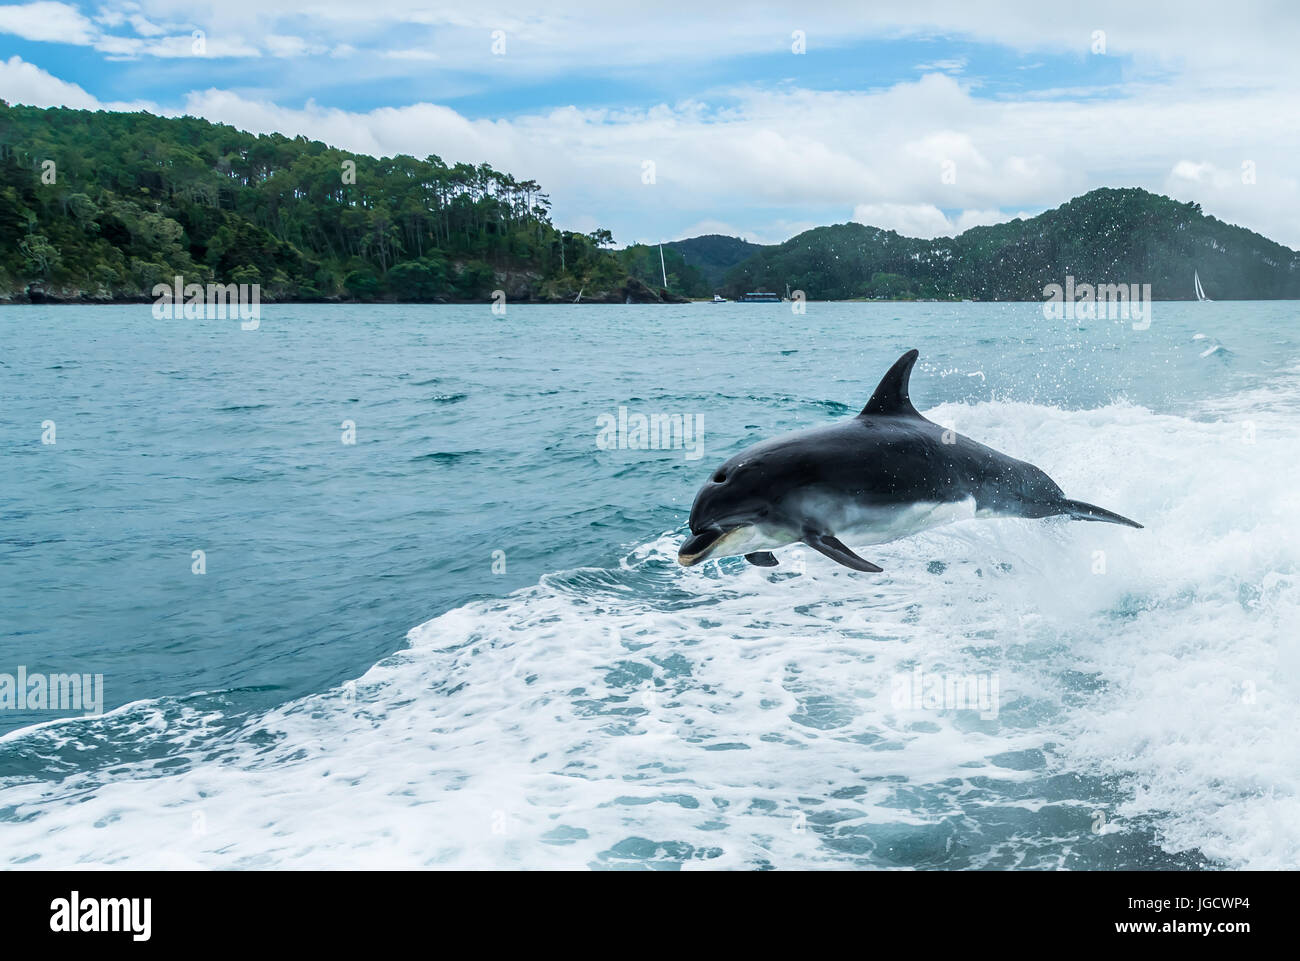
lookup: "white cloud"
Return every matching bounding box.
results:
[952,208,1031,232]
[38,0,1293,83]
[94,8,127,29]
[382,49,439,61]
[0,1,261,59]
[0,1,1297,83]
[850,204,1034,238]
[265,35,326,59]
[142,34,261,58]
[852,202,955,237]
[0,2,97,44]
[127,14,167,38]
[1170,160,1241,191]
[0,54,152,110]
[915,57,966,73]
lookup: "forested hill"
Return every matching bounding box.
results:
[663,234,768,288]
[3,102,1296,304]
[0,101,681,304]
[719,188,1300,301]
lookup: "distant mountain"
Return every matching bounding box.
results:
[714,188,1300,300]
[663,234,769,289]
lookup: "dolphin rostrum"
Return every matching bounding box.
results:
[678,349,1142,572]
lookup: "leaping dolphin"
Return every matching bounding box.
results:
[678,349,1141,572]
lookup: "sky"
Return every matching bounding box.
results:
[0,0,1297,248]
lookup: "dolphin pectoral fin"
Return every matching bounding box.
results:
[744,551,779,567]
[803,531,884,572]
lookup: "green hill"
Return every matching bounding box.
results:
[720,188,1300,300]
[3,101,1295,304]
[664,234,769,290]
[0,101,681,304]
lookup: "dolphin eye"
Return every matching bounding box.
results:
[712,469,727,483]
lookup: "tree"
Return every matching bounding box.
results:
[18,234,58,277]
[387,256,448,301]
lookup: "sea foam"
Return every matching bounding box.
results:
[2,391,1297,869]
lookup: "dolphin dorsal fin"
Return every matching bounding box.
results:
[859,349,922,418]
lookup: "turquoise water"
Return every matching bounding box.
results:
[1,302,1298,869]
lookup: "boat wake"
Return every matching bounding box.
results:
[2,393,1298,869]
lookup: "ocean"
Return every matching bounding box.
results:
[1,301,1297,869]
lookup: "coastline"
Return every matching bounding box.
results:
[3,295,1291,306]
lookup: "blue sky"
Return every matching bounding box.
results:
[2,27,1133,115]
[1,1,1297,247]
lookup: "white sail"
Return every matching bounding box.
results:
[1194,270,1211,302]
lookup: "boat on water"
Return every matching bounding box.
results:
[710,294,729,303]
[1194,270,1212,302]
[737,291,782,303]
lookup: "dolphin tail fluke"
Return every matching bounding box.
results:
[1058,498,1143,529]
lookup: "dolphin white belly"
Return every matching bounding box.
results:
[707,521,801,557]
[798,492,979,546]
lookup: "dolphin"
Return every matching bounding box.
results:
[678,349,1141,572]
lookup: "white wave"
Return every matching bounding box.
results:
[1,393,1298,869]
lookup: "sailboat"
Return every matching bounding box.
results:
[1194,270,1212,302]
